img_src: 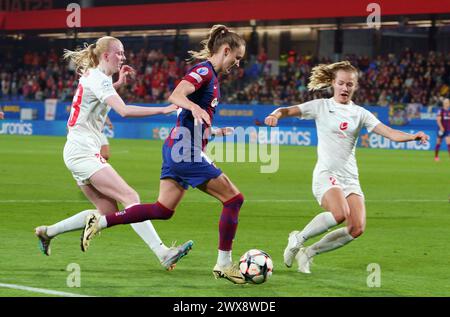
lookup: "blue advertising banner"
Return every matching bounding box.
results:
[0,119,436,151]
[1,101,391,127]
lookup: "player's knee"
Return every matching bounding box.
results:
[156,201,175,220]
[122,189,140,206]
[224,192,244,209]
[235,192,244,207]
[160,208,175,220]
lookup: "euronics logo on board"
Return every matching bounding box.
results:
[0,122,33,135]
[359,132,431,151]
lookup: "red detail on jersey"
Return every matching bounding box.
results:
[68,84,84,127]
[329,176,337,186]
[339,122,348,131]
[182,65,213,90]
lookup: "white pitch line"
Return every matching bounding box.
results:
[0,199,447,203]
[0,283,90,297]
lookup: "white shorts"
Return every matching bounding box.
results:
[312,167,364,205]
[63,141,110,186]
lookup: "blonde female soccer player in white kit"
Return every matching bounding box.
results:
[35,36,193,270]
[264,61,429,274]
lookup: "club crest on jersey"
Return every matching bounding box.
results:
[339,122,348,131]
[211,98,218,108]
[196,67,209,76]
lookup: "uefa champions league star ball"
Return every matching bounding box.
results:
[239,249,273,284]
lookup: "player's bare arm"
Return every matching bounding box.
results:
[264,106,301,127]
[372,123,429,144]
[168,80,211,126]
[106,95,175,118]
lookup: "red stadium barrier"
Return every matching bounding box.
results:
[3,0,450,31]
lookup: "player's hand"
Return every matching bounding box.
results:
[164,104,179,114]
[0,111,4,120]
[264,114,278,127]
[413,131,429,144]
[438,129,445,137]
[191,105,211,126]
[118,65,136,85]
[212,127,234,136]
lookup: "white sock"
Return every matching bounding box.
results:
[306,227,354,258]
[46,209,96,238]
[297,211,338,244]
[130,221,169,260]
[98,216,108,229]
[96,213,169,260]
[217,250,232,267]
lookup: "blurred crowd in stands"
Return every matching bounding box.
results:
[1,46,449,108]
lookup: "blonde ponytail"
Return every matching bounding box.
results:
[308,61,358,91]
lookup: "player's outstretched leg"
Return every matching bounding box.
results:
[160,240,194,271]
[81,202,175,252]
[35,209,98,256]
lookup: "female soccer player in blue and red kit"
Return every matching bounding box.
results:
[435,97,450,161]
[81,25,248,284]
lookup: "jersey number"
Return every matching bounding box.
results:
[68,84,84,127]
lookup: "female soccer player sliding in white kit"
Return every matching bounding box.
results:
[34,36,193,270]
[265,61,429,274]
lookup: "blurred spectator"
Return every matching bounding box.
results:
[0,47,448,107]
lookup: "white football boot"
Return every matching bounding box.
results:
[283,230,303,268]
[295,247,313,274]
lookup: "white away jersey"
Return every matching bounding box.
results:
[66,67,117,151]
[298,98,381,178]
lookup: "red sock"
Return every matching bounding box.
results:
[435,144,440,157]
[105,202,174,227]
[219,193,244,251]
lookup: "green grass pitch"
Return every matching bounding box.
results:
[0,135,449,297]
